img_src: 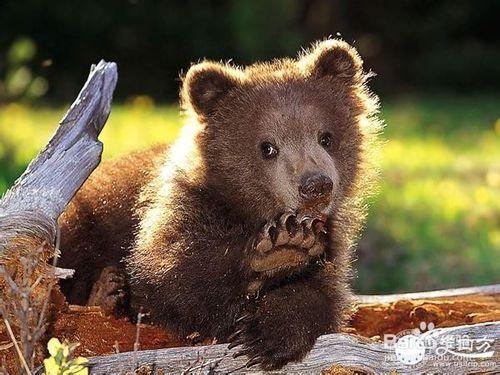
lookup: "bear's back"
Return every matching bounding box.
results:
[58,144,168,304]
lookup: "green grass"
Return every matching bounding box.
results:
[1,95,499,293]
[359,96,500,293]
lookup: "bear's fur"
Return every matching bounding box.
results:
[58,39,381,370]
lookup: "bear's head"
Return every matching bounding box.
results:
[180,39,380,225]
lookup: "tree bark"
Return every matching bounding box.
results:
[0,60,118,256]
[83,320,499,374]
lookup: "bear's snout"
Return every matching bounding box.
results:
[299,173,333,201]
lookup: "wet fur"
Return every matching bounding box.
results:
[58,39,381,369]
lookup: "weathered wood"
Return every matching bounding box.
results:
[80,285,500,374]
[0,60,117,255]
[0,60,117,373]
[357,284,500,304]
[82,321,499,374]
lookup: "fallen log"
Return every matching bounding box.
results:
[357,284,500,304]
[83,321,499,374]
[78,285,499,374]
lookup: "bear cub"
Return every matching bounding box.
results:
[58,39,381,370]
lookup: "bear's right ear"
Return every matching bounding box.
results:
[182,62,241,118]
[299,39,362,80]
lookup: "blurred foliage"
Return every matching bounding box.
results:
[0,0,499,102]
[0,96,498,293]
[0,37,49,102]
[357,96,500,292]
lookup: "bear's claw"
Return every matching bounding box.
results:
[249,210,328,276]
[254,220,275,253]
[245,356,263,368]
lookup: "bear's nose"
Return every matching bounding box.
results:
[299,173,333,201]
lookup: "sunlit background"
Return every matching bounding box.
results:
[1,1,499,293]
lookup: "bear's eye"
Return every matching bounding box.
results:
[319,132,333,148]
[260,142,279,159]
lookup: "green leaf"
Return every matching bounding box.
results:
[47,338,62,357]
[64,357,89,375]
[43,356,60,375]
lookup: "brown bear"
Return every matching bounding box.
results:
[58,39,381,370]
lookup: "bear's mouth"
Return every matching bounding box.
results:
[298,193,333,216]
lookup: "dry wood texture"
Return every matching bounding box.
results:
[0,60,117,256]
[82,322,499,374]
[357,284,500,304]
[0,60,117,373]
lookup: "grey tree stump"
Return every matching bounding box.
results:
[0,60,118,257]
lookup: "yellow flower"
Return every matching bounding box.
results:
[47,338,62,357]
[44,338,88,375]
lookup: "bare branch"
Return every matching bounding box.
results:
[2,318,31,375]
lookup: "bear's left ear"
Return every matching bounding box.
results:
[182,62,242,118]
[300,39,363,80]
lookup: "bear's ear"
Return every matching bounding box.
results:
[300,39,362,79]
[182,62,241,117]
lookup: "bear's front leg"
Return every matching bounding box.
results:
[228,266,348,370]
